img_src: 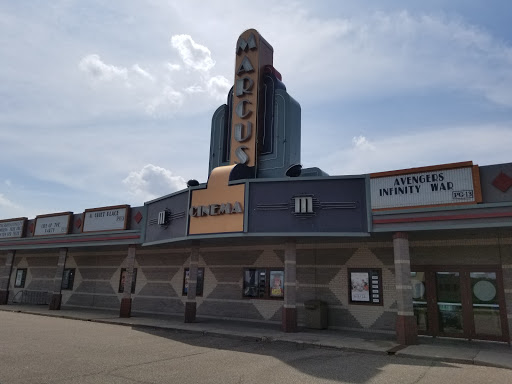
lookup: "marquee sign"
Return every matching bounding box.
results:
[34,212,72,236]
[371,162,481,210]
[230,29,273,167]
[82,205,130,233]
[0,218,26,239]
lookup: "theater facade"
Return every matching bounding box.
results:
[1,29,511,345]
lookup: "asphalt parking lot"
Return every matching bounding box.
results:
[0,311,511,384]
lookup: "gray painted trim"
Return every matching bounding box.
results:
[144,189,190,205]
[188,183,208,191]
[243,181,249,233]
[373,221,512,233]
[185,188,191,236]
[0,229,142,250]
[0,239,141,251]
[372,201,512,216]
[142,231,371,247]
[364,175,372,232]
[232,175,366,184]
[139,206,148,246]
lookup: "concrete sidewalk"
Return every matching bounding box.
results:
[1,304,511,370]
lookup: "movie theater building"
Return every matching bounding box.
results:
[1,29,511,345]
[0,206,145,311]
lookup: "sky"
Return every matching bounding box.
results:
[1,0,512,220]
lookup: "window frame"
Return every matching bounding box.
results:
[14,268,27,288]
[243,268,284,300]
[61,268,76,290]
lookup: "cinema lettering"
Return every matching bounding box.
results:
[371,164,481,209]
[189,202,243,217]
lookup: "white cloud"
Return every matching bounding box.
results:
[185,85,205,94]
[76,34,229,116]
[322,124,512,175]
[170,34,215,72]
[207,75,231,101]
[132,64,154,82]
[79,54,128,82]
[145,86,184,116]
[123,164,187,201]
[268,10,512,106]
[352,136,376,151]
[0,193,17,209]
[166,63,181,71]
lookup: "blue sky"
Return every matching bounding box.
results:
[1,1,512,219]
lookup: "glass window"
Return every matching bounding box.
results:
[243,269,266,298]
[118,268,137,294]
[182,268,205,296]
[243,269,284,299]
[14,269,27,288]
[61,268,75,290]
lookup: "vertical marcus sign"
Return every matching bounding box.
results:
[229,29,273,168]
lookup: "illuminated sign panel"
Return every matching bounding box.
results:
[371,163,481,209]
[230,29,273,167]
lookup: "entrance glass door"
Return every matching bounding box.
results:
[435,272,464,336]
[410,266,508,342]
[411,272,428,332]
[470,272,502,338]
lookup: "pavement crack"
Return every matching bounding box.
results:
[411,360,435,384]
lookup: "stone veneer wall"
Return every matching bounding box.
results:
[197,247,285,323]
[62,248,128,310]
[132,242,399,331]
[131,246,286,323]
[8,251,58,304]
[296,242,397,333]
[131,248,189,315]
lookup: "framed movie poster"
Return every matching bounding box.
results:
[182,268,204,296]
[349,268,382,305]
[118,268,137,294]
[269,270,284,298]
[14,269,27,288]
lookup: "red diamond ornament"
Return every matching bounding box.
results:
[134,211,143,224]
[492,172,512,193]
[29,222,35,234]
[75,217,82,229]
